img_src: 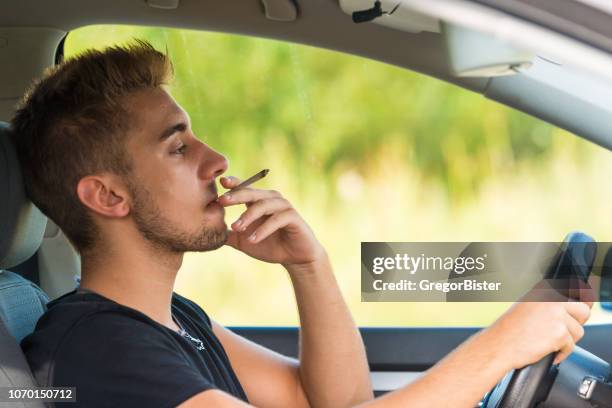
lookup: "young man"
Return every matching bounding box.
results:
[13,40,591,408]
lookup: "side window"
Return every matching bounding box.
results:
[65,25,612,326]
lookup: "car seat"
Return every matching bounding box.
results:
[0,120,49,407]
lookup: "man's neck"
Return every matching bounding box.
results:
[79,244,184,331]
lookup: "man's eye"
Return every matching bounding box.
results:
[174,144,187,154]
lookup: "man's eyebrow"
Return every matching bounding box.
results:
[158,121,188,142]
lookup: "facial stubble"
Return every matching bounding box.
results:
[127,177,228,253]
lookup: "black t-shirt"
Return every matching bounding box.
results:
[20,289,249,407]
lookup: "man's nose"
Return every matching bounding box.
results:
[199,145,228,181]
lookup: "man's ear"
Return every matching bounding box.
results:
[76,174,130,218]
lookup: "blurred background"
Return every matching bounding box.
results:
[65,25,612,326]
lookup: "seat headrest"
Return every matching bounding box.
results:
[0,121,47,269]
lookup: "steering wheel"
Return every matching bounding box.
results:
[485,232,596,407]
[483,353,557,408]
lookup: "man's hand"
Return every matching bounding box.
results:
[216,175,327,268]
[478,300,593,369]
[350,300,594,408]
[215,175,373,408]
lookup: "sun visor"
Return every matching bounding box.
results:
[442,22,534,77]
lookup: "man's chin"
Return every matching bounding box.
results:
[192,227,228,252]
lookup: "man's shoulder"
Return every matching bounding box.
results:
[22,291,212,354]
[24,291,157,340]
[21,292,189,386]
[19,291,243,405]
[22,291,197,352]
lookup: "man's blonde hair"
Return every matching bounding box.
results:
[10,39,174,255]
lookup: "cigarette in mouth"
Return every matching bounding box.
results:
[227,169,270,192]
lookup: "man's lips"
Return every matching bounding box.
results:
[206,196,218,206]
[205,182,220,207]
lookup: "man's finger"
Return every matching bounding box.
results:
[232,197,291,232]
[565,314,585,343]
[217,188,281,206]
[247,209,294,244]
[565,301,591,326]
[220,176,241,189]
[553,334,575,365]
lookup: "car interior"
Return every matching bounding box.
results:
[2,1,612,407]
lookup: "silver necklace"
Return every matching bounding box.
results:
[173,315,206,351]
